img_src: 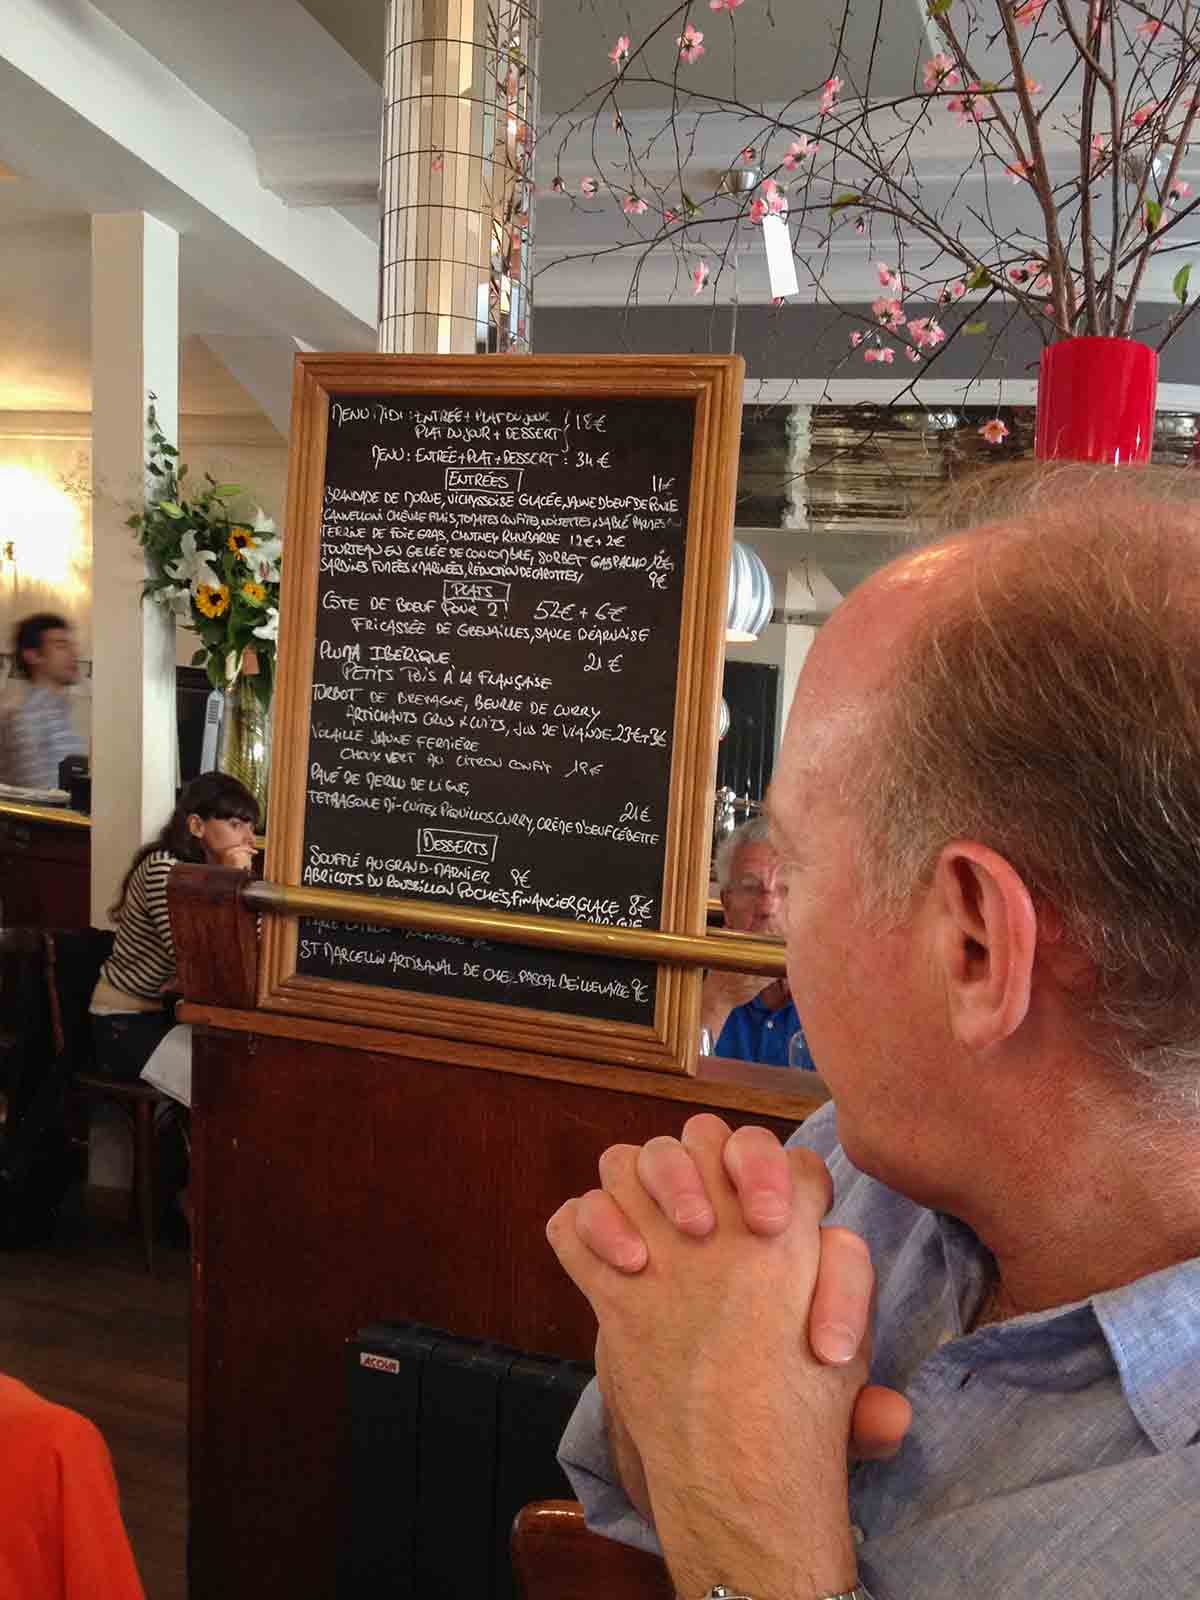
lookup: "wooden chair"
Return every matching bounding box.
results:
[511,1499,674,1600]
[42,929,175,1274]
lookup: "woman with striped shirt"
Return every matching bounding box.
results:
[89,772,259,1080]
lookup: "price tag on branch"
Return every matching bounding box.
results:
[762,214,799,300]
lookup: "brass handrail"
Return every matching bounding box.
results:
[242,879,787,976]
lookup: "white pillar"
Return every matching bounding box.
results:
[90,213,179,926]
[780,565,843,729]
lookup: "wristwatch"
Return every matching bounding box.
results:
[704,1586,872,1600]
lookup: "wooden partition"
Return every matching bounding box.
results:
[173,352,823,1597]
[172,869,826,1600]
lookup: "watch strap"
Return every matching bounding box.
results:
[704,1586,872,1600]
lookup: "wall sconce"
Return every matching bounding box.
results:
[726,540,774,643]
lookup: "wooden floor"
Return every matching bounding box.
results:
[0,1190,189,1600]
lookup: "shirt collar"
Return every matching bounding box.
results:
[1092,1258,1200,1452]
[933,1212,1200,1449]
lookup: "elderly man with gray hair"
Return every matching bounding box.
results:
[702,817,814,1068]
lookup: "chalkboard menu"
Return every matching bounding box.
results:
[263,356,742,1070]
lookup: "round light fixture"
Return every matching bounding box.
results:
[726,540,774,643]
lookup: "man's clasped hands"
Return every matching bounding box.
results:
[547,1114,912,1600]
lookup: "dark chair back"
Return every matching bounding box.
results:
[42,929,115,1069]
[510,1500,674,1600]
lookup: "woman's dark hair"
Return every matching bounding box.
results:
[109,771,260,921]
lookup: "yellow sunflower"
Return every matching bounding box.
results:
[241,580,267,604]
[228,526,254,552]
[196,583,231,617]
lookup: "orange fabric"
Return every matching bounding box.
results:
[0,1376,145,1600]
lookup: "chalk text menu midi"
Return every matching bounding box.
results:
[296,392,695,1023]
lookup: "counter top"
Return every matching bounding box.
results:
[0,798,91,830]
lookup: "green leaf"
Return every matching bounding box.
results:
[831,192,862,210]
[157,500,184,518]
[927,0,952,14]
[159,443,179,457]
[964,320,989,334]
[212,482,243,498]
[1173,264,1192,304]
[966,265,990,290]
[191,648,208,667]
[1145,199,1162,231]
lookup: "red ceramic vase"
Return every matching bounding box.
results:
[1034,336,1158,464]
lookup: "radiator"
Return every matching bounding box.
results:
[339,1321,594,1600]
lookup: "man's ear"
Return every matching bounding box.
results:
[930,841,1037,1052]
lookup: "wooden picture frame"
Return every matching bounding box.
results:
[259,353,743,1073]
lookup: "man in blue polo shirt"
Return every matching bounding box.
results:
[701,819,815,1069]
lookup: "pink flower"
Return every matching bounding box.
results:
[922,52,959,92]
[550,175,568,195]
[580,177,599,197]
[947,85,985,125]
[430,152,444,173]
[864,346,895,364]
[760,177,788,215]
[1012,0,1048,27]
[876,261,900,289]
[677,23,705,62]
[1090,134,1109,173]
[979,419,1009,445]
[622,193,649,215]
[819,76,843,115]
[663,206,681,223]
[1025,77,1043,94]
[1006,159,1032,184]
[938,278,967,303]
[1132,102,1158,127]
[854,217,866,234]
[871,296,905,331]
[609,34,630,67]
[1170,180,1192,203]
[782,135,819,168]
[1136,18,1162,36]
[692,261,710,295]
[905,346,922,362]
[740,146,756,164]
[1008,264,1031,284]
[709,0,745,10]
[850,330,866,347]
[748,197,767,224]
[906,317,946,350]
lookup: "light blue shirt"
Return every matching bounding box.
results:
[559,1102,1200,1595]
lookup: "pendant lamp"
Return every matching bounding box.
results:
[726,540,774,643]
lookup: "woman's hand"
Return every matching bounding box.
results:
[214,844,255,872]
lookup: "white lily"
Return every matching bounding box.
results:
[252,507,276,536]
[165,530,223,594]
[151,582,194,620]
[252,607,279,644]
[240,535,282,585]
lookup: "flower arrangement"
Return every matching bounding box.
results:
[546,0,1200,441]
[128,400,281,708]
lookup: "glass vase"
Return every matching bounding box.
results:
[217,677,272,824]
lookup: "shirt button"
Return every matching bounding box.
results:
[850,1525,865,1546]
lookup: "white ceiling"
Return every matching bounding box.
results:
[1,0,1197,418]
